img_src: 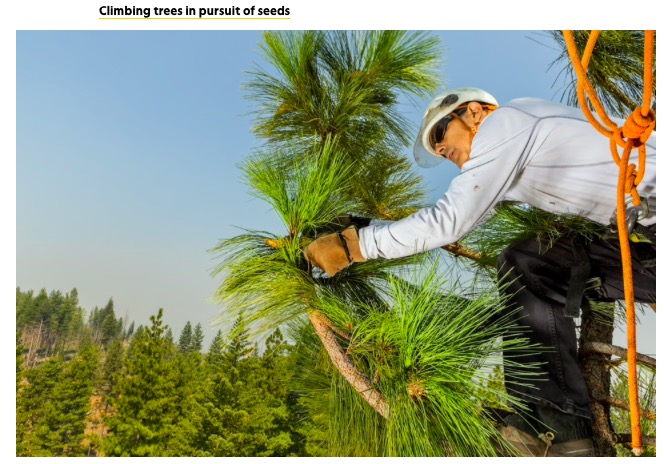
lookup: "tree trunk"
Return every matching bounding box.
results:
[579,303,616,457]
[27,319,44,368]
[308,311,389,418]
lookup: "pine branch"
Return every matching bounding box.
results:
[580,342,656,371]
[441,242,483,261]
[597,396,656,422]
[308,310,389,418]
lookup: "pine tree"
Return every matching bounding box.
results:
[197,316,300,456]
[102,309,197,456]
[95,337,125,449]
[207,330,225,365]
[44,334,100,456]
[212,30,533,456]
[125,320,135,339]
[192,323,205,353]
[178,321,193,353]
[547,30,655,118]
[165,327,174,345]
[99,298,122,346]
[16,357,65,456]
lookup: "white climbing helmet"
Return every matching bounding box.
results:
[413,87,499,168]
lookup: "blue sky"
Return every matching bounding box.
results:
[15,30,656,353]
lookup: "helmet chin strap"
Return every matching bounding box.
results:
[451,104,498,143]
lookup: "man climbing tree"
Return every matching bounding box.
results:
[304,87,656,456]
[214,30,655,457]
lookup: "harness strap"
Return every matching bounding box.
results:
[565,237,591,318]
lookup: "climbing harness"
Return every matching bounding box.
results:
[563,30,656,456]
[564,237,592,318]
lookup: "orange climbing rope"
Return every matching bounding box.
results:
[563,30,655,456]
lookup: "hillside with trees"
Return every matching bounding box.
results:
[16,288,321,457]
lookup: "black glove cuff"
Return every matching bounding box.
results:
[349,215,371,228]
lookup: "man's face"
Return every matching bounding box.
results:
[433,111,473,169]
[432,101,484,169]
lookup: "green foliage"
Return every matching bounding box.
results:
[45,335,100,456]
[207,330,225,365]
[102,308,198,456]
[330,262,536,456]
[89,298,123,346]
[16,287,85,359]
[246,31,441,151]
[473,365,510,411]
[461,202,607,269]
[196,316,303,456]
[212,30,549,457]
[192,323,205,352]
[100,337,124,402]
[246,31,436,222]
[178,321,193,353]
[546,30,655,118]
[611,366,656,457]
[244,140,355,236]
[16,337,99,456]
[282,319,335,456]
[17,357,65,456]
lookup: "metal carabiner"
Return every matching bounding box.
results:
[610,198,650,235]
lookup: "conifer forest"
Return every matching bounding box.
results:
[16,287,321,457]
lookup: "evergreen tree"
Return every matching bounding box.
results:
[212,30,537,456]
[101,338,124,395]
[97,337,125,447]
[198,317,297,456]
[125,320,135,339]
[223,315,253,368]
[63,288,84,349]
[19,288,50,367]
[165,327,174,345]
[102,309,198,456]
[178,321,193,353]
[547,30,655,118]
[16,357,65,456]
[207,330,225,365]
[99,298,122,345]
[192,323,205,353]
[44,334,100,456]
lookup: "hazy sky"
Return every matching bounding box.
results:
[15,30,656,354]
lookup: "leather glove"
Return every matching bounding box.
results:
[303,226,367,277]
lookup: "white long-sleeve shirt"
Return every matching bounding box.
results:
[359,98,657,260]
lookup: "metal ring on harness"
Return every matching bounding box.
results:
[611,197,650,235]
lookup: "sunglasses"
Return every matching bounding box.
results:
[429,106,468,147]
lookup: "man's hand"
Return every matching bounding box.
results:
[303,226,367,277]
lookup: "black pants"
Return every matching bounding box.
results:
[497,233,656,420]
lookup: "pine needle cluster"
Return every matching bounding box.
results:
[547,30,655,118]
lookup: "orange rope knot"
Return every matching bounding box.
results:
[624,164,640,203]
[611,127,628,155]
[622,108,656,146]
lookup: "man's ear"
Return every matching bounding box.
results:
[467,101,484,124]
